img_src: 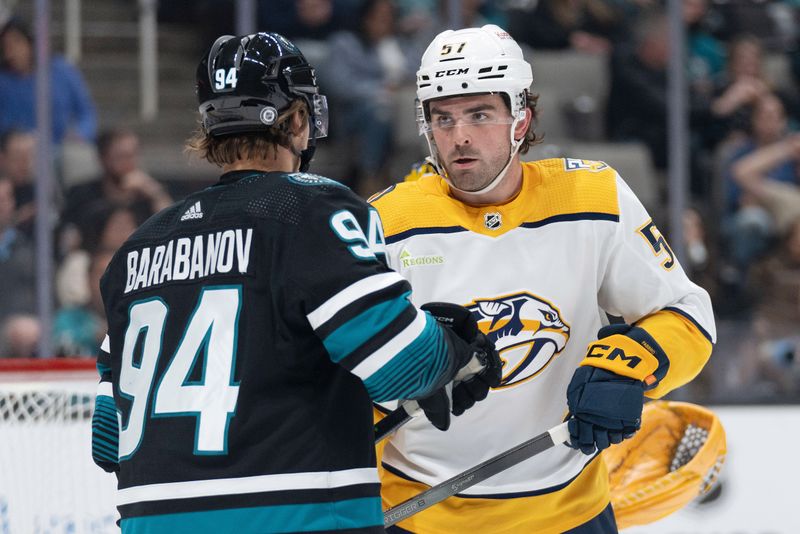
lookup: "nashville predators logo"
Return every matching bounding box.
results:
[467,292,570,389]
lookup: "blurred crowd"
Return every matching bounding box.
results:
[1,0,800,402]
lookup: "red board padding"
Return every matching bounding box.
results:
[0,358,96,373]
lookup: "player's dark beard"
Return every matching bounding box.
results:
[448,146,479,160]
[445,147,504,192]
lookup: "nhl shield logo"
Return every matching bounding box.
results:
[484,212,502,230]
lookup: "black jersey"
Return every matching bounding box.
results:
[91,171,453,533]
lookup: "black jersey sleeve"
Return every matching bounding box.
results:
[283,185,451,402]
[92,333,119,472]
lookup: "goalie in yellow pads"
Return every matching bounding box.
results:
[370,25,716,533]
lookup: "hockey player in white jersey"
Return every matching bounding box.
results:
[370,25,716,533]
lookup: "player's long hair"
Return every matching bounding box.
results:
[518,91,543,155]
[185,99,309,166]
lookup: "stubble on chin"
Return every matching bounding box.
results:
[447,167,490,192]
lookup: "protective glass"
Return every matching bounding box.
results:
[310,94,329,139]
[429,112,514,131]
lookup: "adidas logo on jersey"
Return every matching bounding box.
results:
[181,201,203,221]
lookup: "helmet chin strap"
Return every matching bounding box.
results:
[298,144,315,172]
[288,143,304,172]
[290,122,318,172]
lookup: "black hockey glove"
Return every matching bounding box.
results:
[415,302,502,431]
[566,323,669,455]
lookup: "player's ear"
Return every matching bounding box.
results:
[514,107,532,141]
[289,105,310,138]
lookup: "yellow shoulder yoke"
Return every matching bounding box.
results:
[372,159,620,240]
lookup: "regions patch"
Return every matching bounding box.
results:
[398,248,445,269]
[467,292,570,388]
[564,159,609,173]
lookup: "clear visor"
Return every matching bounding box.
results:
[416,98,516,133]
[310,93,329,139]
[427,109,514,132]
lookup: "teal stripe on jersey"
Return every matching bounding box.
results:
[92,443,118,463]
[93,405,116,418]
[120,496,383,534]
[92,395,118,464]
[92,427,119,445]
[364,314,448,402]
[97,361,111,376]
[322,291,412,363]
[93,407,117,422]
[92,437,118,463]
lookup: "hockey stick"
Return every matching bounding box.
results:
[374,355,487,444]
[383,421,571,526]
[374,400,421,443]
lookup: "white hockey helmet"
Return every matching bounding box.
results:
[416,25,533,194]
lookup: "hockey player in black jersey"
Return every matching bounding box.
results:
[90,32,501,533]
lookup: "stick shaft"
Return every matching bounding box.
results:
[374,355,486,443]
[383,422,570,526]
[374,401,417,443]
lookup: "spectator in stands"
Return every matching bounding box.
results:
[83,203,139,254]
[717,94,800,304]
[684,205,713,281]
[707,35,771,144]
[685,0,726,97]
[56,203,138,310]
[60,128,171,251]
[607,9,709,180]
[748,217,800,397]
[711,0,785,47]
[0,18,97,145]
[706,34,800,150]
[261,0,342,41]
[606,10,671,169]
[0,314,40,358]
[730,102,800,238]
[506,0,624,53]
[0,130,35,235]
[0,176,35,330]
[399,0,506,57]
[53,248,112,357]
[323,0,415,194]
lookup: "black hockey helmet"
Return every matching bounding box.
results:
[196,32,328,170]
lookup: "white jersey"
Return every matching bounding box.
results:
[370,158,715,533]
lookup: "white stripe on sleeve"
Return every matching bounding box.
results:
[306,272,406,329]
[96,382,113,397]
[101,334,110,353]
[350,309,427,380]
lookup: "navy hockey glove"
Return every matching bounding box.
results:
[415,302,501,431]
[566,323,669,455]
